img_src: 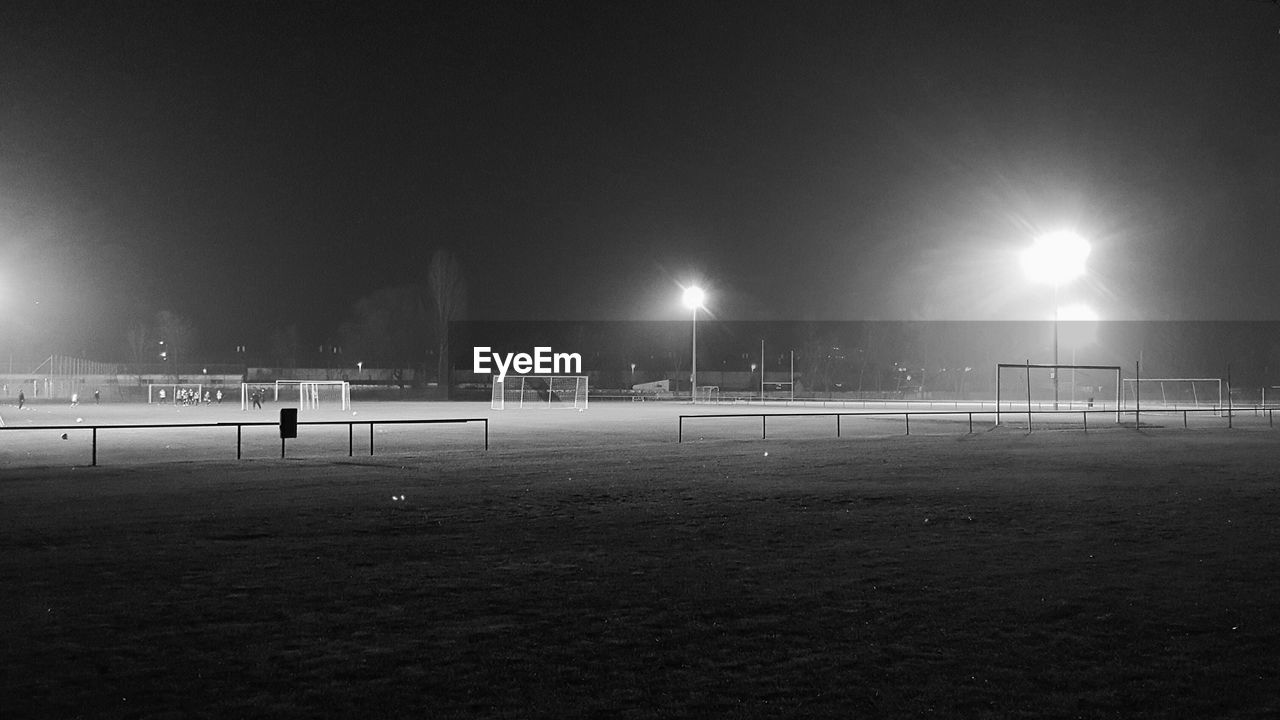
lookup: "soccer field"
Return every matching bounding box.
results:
[3,401,1280,717]
[3,396,1269,468]
[0,398,1025,467]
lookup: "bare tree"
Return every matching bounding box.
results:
[126,321,153,372]
[155,310,196,379]
[427,248,467,398]
[338,285,429,368]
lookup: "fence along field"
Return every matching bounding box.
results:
[4,390,1280,469]
[0,400,492,467]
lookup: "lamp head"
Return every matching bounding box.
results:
[1021,231,1091,286]
[682,286,705,309]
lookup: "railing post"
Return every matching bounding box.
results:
[678,416,683,443]
[762,415,767,439]
[369,423,375,456]
[836,415,840,438]
[349,423,353,456]
[92,427,97,467]
[237,425,242,460]
[905,414,910,435]
[484,419,489,450]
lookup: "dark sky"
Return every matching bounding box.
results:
[2,1,1278,358]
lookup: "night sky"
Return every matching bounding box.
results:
[2,1,1278,359]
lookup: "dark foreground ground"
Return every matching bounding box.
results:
[3,425,1279,718]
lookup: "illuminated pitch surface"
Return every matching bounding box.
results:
[3,407,1280,717]
[0,400,1007,466]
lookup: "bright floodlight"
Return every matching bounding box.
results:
[682,285,705,309]
[1021,231,1091,286]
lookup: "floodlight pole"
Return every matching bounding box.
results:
[682,286,705,403]
[690,303,697,402]
[1053,284,1060,411]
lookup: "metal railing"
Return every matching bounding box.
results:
[0,418,488,467]
[677,407,1278,442]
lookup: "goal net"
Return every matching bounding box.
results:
[241,381,350,410]
[1121,378,1222,410]
[491,375,588,410]
[996,362,1121,424]
[694,385,721,404]
[149,383,202,405]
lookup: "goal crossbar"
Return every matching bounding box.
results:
[149,383,202,404]
[491,375,588,410]
[242,381,350,410]
[996,362,1122,426]
[1121,377,1223,410]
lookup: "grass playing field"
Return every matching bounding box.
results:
[3,399,1279,717]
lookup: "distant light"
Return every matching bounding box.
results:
[1021,231,1091,285]
[682,286,705,309]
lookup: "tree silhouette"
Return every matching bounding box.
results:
[155,310,196,378]
[427,249,467,399]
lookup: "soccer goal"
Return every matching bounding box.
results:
[996,362,1121,425]
[1121,377,1223,410]
[694,385,721,404]
[149,383,202,404]
[241,381,350,410]
[491,375,588,410]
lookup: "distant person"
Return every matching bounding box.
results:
[251,389,262,409]
[203,391,211,404]
[94,389,100,404]
[215,389,223,404]
[17,390,24,409]
[159,388,166,403]
[70,393,79,407]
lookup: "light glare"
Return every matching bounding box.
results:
[1021,231,1091,286]
[682,286,705,309]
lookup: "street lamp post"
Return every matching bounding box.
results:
[1021,231,1091,410]
[682,286,705,402]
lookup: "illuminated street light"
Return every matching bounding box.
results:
[682,286,705,402]
[1021,231,1091,409]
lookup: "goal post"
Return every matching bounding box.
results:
[276,380,351,410]
[694,385,720,404]
[491,375,588,410]
[241,381,350,410]
[1121,377,1222,411]
[996,362,1121,426]
[149,383,202,404]
[240,382,274,410]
